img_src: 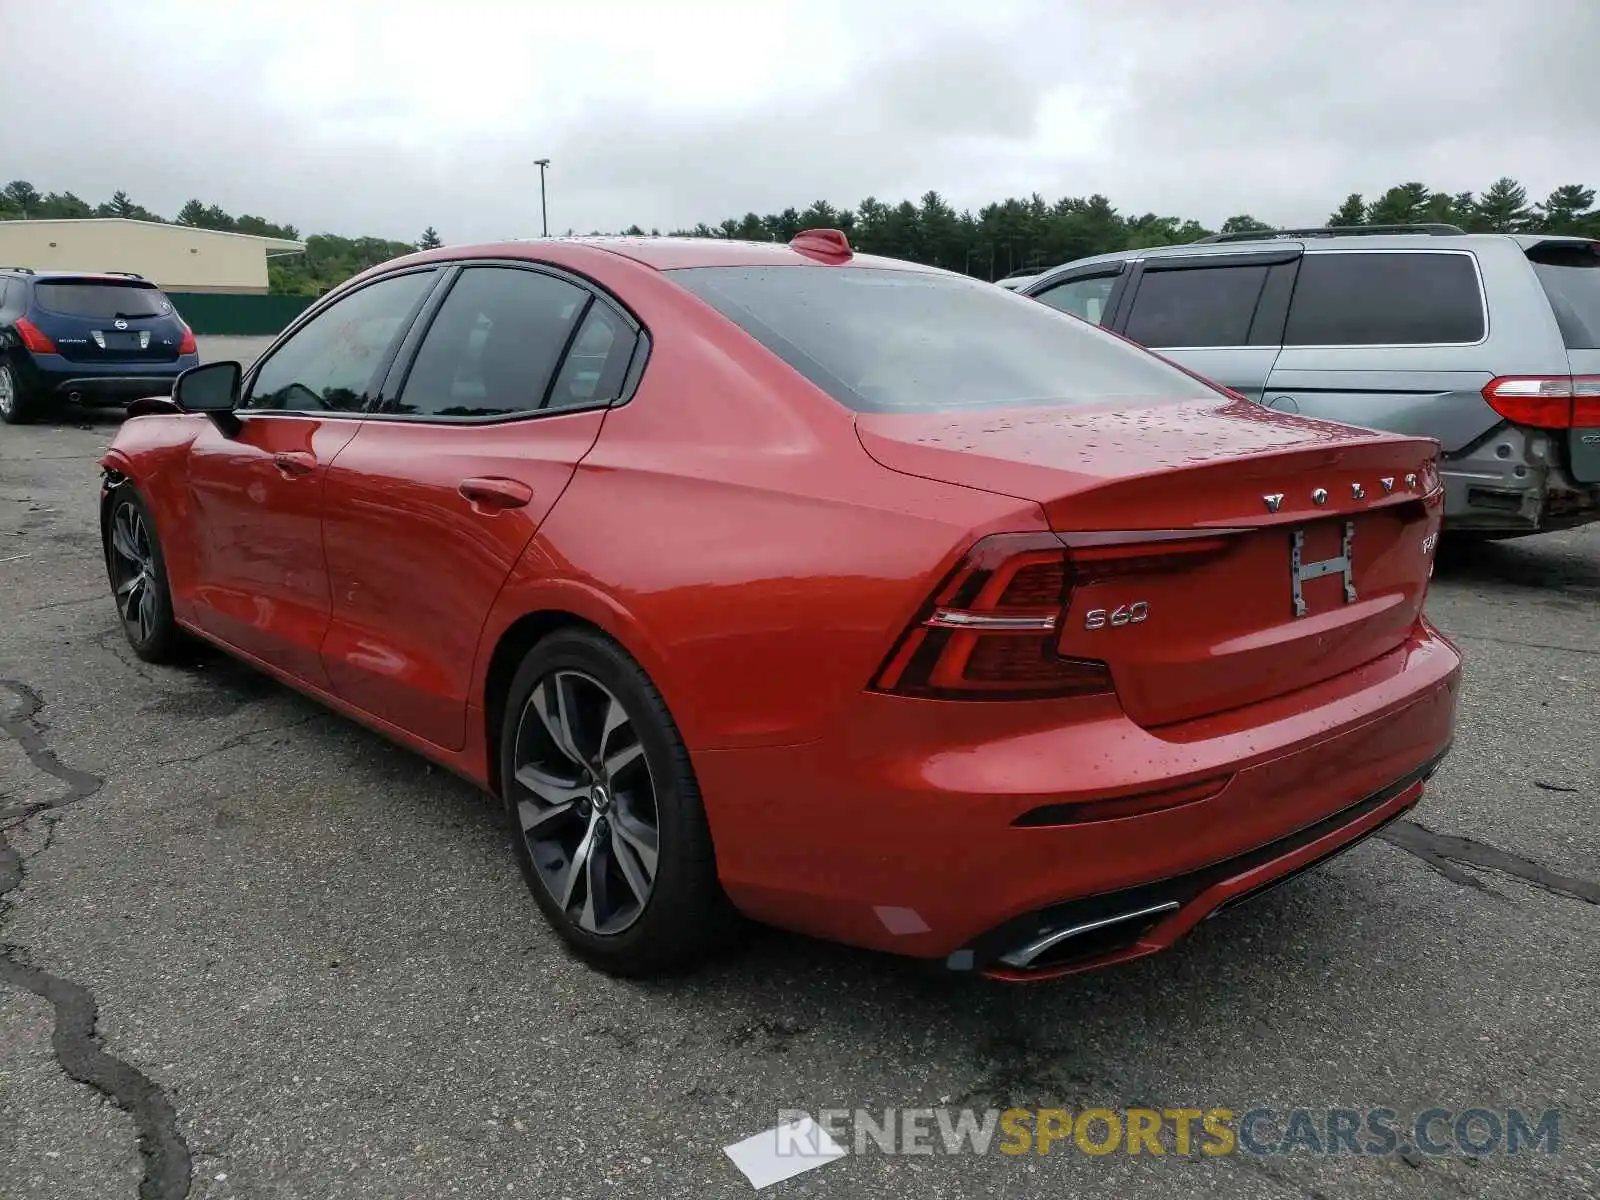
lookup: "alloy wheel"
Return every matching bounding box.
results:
[511,669,660,935]
[108,501,158,643]
[0,365,14,418]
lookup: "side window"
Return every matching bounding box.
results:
[1123,264,1269,348]
[393,267,591,419]
[546,301,638,411]
[1033,275,1117,325]
[1285,252,1484,346]
[245,271,434,412]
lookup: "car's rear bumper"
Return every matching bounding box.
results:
[1442,423,1600,533]
[694,619,1462,975]
[22,352,198,405]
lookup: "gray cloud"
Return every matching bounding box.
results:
[2,0,1595,244]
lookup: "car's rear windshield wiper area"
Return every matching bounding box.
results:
[1527,240,1600,350]
[33,281,172,320]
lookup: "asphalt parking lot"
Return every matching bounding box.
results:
[1,379,1596,1198]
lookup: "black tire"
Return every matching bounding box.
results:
[103,485,184,663]
[0,359,42,425]
[498,627,738,976]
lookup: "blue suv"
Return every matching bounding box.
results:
[0,268,200,424]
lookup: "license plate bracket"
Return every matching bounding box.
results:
[1289,521,1356,617]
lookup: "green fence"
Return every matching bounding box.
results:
[168,292,314,337]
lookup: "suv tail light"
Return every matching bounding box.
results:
[14,317,56,354]
[177,324,197,355]
[1482,375,1600,428]
[871,530,1229,701]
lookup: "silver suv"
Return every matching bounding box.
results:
[1019,225,1600,536]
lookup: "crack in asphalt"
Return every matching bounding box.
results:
[0,678,193,1200]
[1378,819,1600,906]
[94,627,162,685]
[155,712,326,767]
[1451,631,1599,656]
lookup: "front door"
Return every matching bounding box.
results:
[320,263,642,749]
[1114,252,1298,401]
[184,268,440,687]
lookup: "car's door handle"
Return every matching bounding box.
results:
[272,451,317,477]
[459,477,534,509]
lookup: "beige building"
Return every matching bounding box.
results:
[0,218,305,293]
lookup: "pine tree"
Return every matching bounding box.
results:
[1327,194,1366,226]
[1473,177,1533,233]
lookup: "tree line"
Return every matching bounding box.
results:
[4,176,1597,294]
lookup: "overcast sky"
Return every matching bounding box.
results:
[3,0,1596,244]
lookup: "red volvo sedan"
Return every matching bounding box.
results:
[99,230,1461,979]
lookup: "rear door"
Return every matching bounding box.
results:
[320,262,643,750]
[1526,239,1600,482]
[1108,250,1298,399]
[1262,249,1499,451]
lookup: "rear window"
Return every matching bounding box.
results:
[1284,251,1485,346]
[667,265,1211,413]
[33,281,173,320]
[1527,242,1600,350]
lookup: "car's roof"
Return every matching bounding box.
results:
[385,236,946,276]
[1026,231,1598,291]
[0,269,156,282]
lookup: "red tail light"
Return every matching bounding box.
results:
[14,317,55,354]
[177,325,197,354]
[1482,375,1600,429]
[871,530,1233,701]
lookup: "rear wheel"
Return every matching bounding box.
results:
[0,361,41,425]
[104,486,184,663]
[499,628,736,976]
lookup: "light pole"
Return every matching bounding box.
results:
[534,158,550,237]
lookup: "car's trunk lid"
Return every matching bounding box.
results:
[857,397,1444,727]
[32,278,183,364]
[1526,240,1600,483]
[1561,348,1600,483]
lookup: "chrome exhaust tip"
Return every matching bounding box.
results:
[997,900,1180,970]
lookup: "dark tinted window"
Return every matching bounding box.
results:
[1285,252,1484,346]
[1123,264,1269,348]
[246,271,434,412]
[668,265,1211,413]
[395,268,594,418]
[546,301,638,412]
[1528,242,1600,350]
[1032,274,1117,324]
[34,281,172,319]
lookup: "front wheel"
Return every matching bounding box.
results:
[104,486,184,662]
[499,628,737,976]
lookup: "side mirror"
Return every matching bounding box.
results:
[173,360,242,434]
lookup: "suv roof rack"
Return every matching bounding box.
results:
[1194,223,1467,244]
[0,265,37,274]
[103,270,146,279]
